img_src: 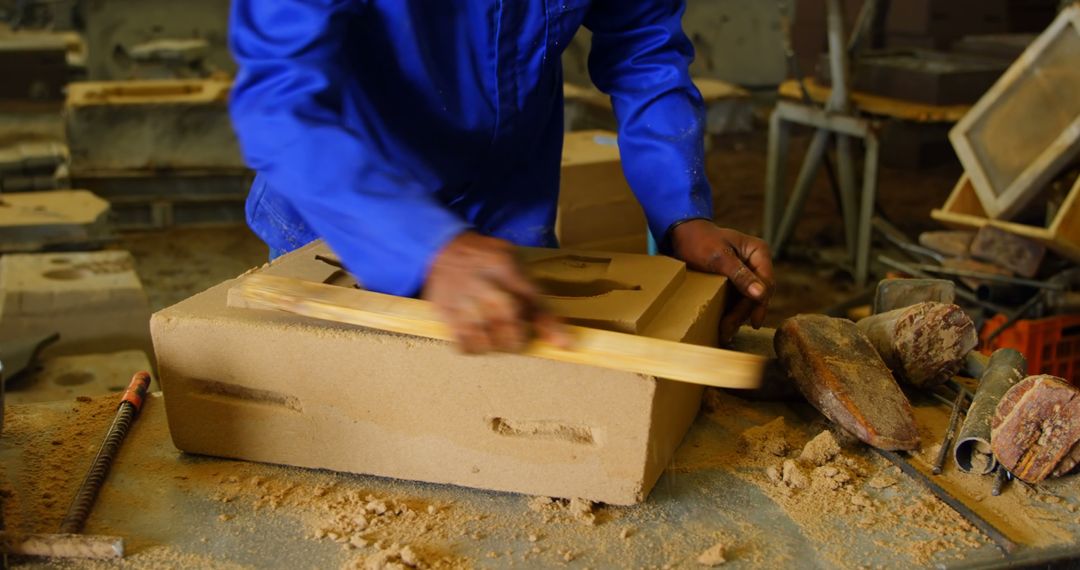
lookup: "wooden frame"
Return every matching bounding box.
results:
[949,6,1080,220]
[931,173,1080,264]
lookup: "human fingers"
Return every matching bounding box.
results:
[720,296,756,345]
[750,299,769,329]
[477,288,528,352]
[446,298,495,354]
[485,252,544,304]
[532,309,573,350]
[735,235,775,300]
[707,247,769,302]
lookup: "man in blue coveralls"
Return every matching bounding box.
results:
[229,1,774,354]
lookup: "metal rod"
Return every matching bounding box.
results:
[872,217,944,263]
[933,388,969,475]
[906,263,1064,291]
[992,467,1010,497]
[846,0,883,55]
[59,372,152,534]
[773,0,848,252]
[874,449,1019,553]
[927,391,957,408]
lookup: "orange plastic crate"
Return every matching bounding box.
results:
[981,313,1080,383]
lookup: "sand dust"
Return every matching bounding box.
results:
[738,417,791,457]
[799,430,842,466]
[693,389,994,567]
[5,390,1080,568]
[0,395,118,533]
[696,542,726,566]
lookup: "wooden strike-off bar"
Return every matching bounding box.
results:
[227,274,765,390]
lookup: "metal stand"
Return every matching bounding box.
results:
[764,0,882,287]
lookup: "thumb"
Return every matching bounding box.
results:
[707,248,768,301]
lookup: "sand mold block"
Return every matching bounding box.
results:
[151,241,728,504]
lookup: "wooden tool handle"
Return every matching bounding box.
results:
[226,274,765,390]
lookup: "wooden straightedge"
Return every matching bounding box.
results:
[227,274,766,390]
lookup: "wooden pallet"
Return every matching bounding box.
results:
[931,173,1080,264]
[949,6,1080,220]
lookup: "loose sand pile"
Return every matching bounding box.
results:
[696,389,991,566]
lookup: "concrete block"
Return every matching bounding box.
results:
[0,140,66,177]
[83,0,234,80]
[0,190,112,252]
[65,78,244,173]
[65,169,252,230]
[0,251,152,358]
[558,131,648,253]
[4,350,155,405]
[152,241,727,504]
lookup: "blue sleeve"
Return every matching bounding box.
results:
[584,0,713,243]
[228,0,468,296]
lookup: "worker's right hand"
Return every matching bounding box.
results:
[423,232,573,354]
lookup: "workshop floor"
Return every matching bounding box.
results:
[4,388,1080,569]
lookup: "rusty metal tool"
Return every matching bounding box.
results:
[874,449,1019,553]
[0,371,152,559]
[933,388,969,475]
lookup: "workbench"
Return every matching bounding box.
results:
[3,389,1079,569]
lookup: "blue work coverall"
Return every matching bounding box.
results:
[229,0,713,297]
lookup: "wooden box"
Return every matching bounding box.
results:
[949,6,1080,219]
[931,173,1080,263]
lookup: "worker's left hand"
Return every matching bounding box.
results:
[670,220,775,345]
